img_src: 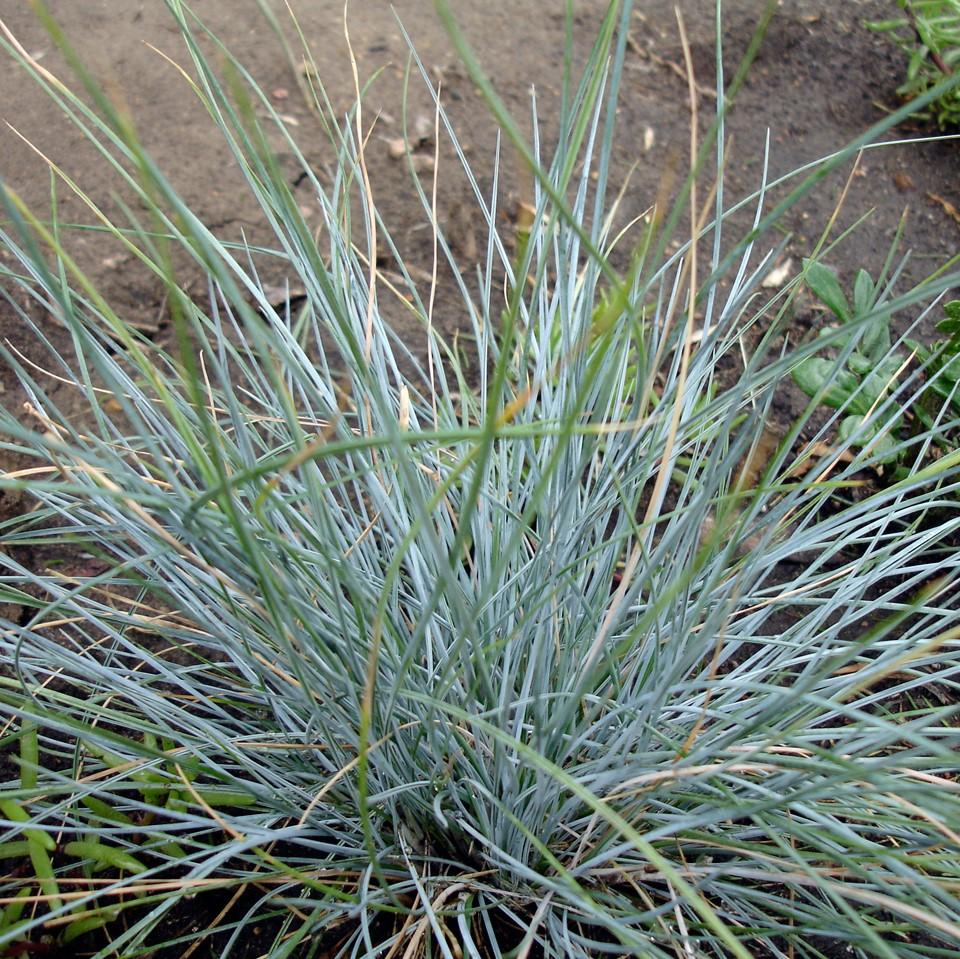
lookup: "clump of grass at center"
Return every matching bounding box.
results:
[1,1,960,956]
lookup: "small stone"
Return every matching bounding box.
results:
[386,138,408,160]
[412,113,434,145]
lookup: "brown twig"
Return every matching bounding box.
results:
[626,33,718,100]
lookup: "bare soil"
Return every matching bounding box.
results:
[0,1,958,956]
[2,1,958,432]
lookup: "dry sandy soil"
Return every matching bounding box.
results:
[2,0,958,425]
[0,1,958,956]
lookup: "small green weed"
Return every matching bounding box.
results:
[907,299,960,427]
[0,721,131,951]
[793,260,960,468]
[868,0,960,128]
[791,259,906,468]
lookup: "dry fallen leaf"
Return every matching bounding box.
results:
[261,282,307,307]
[893,171,914,191]
[761,258,793,289]
[928,192,960,229]
[786,442,855,480]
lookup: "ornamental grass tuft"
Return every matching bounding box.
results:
[1,2,960,956]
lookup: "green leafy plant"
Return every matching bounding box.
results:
[868,0,960,128]
[908,299,960,427]
[791,259,907,468]
[1,1,960,957]
[793,267,960,464]
[0,721,132,951]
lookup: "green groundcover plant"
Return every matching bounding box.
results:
[1,1,960,956]
[869,0,960,128]
[793,266,960,472]
[907,299,960,424]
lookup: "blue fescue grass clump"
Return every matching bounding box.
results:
[1,1,960,956]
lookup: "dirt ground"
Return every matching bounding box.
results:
[2,0,958,429]
[0,1,959,956]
